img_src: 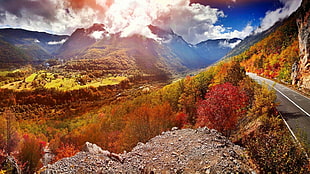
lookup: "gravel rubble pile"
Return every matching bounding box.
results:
[39,127,255,174]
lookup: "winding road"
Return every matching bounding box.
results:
[247,73,310,145]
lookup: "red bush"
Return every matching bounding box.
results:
[196,82,248,136]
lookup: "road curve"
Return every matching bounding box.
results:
[247,73,310,144]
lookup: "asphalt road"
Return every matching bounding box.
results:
[247,73,310,145]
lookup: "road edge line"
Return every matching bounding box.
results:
[273,86,310,117]
[247,73,310,117]
[279,112,309,160]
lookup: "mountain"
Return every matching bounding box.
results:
[223,23,282,60]
[57,24,187,80]
[58,24,239,79]
[0,28,68,68]
[195,38,241,62]
[148,25,203,68]
[148,25,241,67]
[0,40,32,68]
[0,28,68,57]
[57,23,105,57]
[0,23,239,76]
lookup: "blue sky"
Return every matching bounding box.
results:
[215,0,283,31]
[190,0,301,38]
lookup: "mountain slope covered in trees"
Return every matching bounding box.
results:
[228,0,310,92]
[0,28,68,68]
[231,13,299,84]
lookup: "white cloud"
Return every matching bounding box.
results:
[186,23,253,44]
[0,0,103,35]
[256,0,302,33]
[34,39,40,43]
[90,31,105,40]
[102,0,235,44]
[162,2,227,44]
[219,39,241,48]
[47,38,67,45]
[0,0,257,44]
[0,0,230,43]
[102,0,188,40]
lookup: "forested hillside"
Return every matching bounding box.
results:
[233,14,299,83]
[0,59,308,173]
[0,40,32,68]
[0,29,68,68]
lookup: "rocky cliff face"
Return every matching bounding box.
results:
[39,127,254,173]
[293,0,310,90]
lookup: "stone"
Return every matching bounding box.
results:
[82,142,110,156]
[292,0,310,90]
[39,128,255,173]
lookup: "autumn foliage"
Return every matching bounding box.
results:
[0,35,308,173]
[243,116,308,173]
[120,102,176,151]
[196,82,248,136]
[19,134,43,173]
[236,16,299,83]
[52,143,79,163]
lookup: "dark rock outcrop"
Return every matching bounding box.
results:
[39,127,254,173]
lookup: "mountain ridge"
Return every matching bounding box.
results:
[0,28,68,56]
[0,23,240,74]
[0,28,68,68]
[56,24,241,79]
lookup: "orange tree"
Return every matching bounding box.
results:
[196,82,248,136]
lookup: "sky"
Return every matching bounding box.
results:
[0,0,302,44]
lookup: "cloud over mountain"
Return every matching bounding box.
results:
[256,0,302,33]
[0,0,302,44]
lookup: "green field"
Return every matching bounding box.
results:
[25,73,37,82]
[0,69,23,76]
[44,76,127,91]
[1,69,128,91]
[0,71,10,76]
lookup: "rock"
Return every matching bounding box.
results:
[82,142,110,155]
[39,128,255,173]
[109,153,124,163]
[292,0,310,90]
[41,143,55,166]
[2,156,21,174]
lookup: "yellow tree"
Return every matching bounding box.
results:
[1,109,19,154]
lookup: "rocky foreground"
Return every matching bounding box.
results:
[39,127,255,173]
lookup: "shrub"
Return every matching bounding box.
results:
[196,82,248,136]
[243,116,309,173]
[19,134,42,173]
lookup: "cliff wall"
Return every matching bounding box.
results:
[293,0,310,90]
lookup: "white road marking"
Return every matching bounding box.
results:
[273,86,310,117]
[248,73,310,159]
[248,73,310,117]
